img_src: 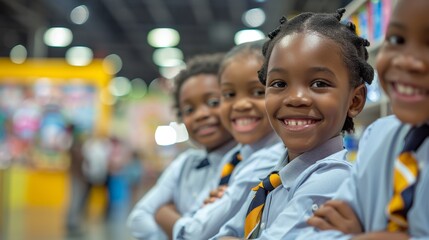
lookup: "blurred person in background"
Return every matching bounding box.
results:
[66,127,110,235]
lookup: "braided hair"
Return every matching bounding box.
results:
[173,53,225,119]
[259,8,374,133]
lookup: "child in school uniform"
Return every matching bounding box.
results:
[126,53,237,240]
[300,0,429,239]
[171,40,284,240]
[213,8,374,240]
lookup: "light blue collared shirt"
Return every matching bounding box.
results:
[127,140,237,240]
[213,135,352,239]
[173,132,283,240]
[298,115,429,240]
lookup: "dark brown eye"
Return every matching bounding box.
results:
[311,80,330,88]
[207,98,220,107]
[386,35,405,45]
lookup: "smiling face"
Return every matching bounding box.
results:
[219,56,273,145]
[265,32,365,160]
[376,0,429,126]
[179,74,233,151]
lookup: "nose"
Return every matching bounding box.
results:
[194,105,210,121]
[392,49,427,73]
[283,86,312,107]
[232,98,252,112]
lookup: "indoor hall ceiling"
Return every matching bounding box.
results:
[0,0,351,84]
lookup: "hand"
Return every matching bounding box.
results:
[203,185,228,205]
[352,231,409,240]
[307,200,363,234]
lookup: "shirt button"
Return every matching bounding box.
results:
[312,204,319,212]
[260,222,265,229]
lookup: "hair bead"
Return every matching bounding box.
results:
[335,8,346,21]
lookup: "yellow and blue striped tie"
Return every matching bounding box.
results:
[244,171,281,239]
[387,124,429,232]
[219,151,242,186]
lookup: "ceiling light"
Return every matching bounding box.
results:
[10,44,27,64]
[147,28,180,48]
[130,78,148,99]
[159,62,186,79]
[152,47,184,67]
[70,5,89,25]
[109,76,131,97]
[103,54,123,74]
[43,27,73,47]
[242,8,266,28]
[234,29,265,45]
[66,46,93,66]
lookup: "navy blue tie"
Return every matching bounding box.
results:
[195,157,210,169]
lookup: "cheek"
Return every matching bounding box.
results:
[264,94,279,115]
[375,51,389,85]
[182,118,194,135]
[322,97,348,120]
[219,103,231,126]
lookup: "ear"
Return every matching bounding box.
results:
[347,84,366,118]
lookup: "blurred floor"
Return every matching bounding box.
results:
[2,206,134,240]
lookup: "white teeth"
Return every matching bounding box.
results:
[396,83,425,96]
[236,118,256,126]
[285,120,314,126]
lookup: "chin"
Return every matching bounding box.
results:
[393,109,429,126]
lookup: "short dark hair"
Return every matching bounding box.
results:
[259,9,374,133]
[172,53,225,119]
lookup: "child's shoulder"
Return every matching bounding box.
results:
[360,115,407,148]
[249,142,285,161]
[173,148,206,164]
[313,149,351,170]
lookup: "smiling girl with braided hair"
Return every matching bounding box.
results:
[212,8,374,239]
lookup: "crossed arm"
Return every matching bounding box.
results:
[307,200,409,240]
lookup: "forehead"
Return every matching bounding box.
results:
[220,57,262,84]
[179,74,219,101]
[269,32,344,69]
[391,0,429,30]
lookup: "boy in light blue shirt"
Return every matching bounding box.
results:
[127,53,236,240]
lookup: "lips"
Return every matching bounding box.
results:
[392,82,428,96]
[232,117,261,132]
[389,81,429,102]
[194,124,219,136]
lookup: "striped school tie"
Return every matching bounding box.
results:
[386,124,429,232]
[244,171,281,239]
[219,151,242,186]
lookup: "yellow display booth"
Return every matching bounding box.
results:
[0,58,112,214]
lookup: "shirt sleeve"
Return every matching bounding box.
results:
[258,160,352,240]
[295,124,379,240]
[127,152,188,240]
[173,153,277,240]
[211,191,254,239]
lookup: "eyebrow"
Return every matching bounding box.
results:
[268,66,336,77]
[389,21,429,32]
[388,22,405,30]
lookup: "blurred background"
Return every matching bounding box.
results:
[0,0,390,239]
